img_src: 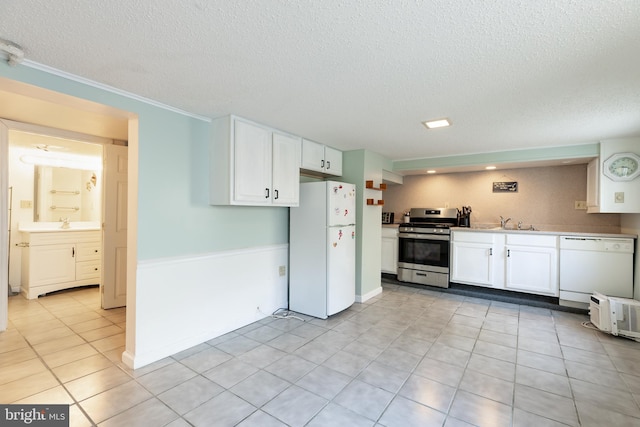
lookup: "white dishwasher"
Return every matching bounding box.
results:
[559,236,635,308]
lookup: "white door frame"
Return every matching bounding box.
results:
[0,121,8,331]
[0,120,114,324]
[0,78,138,368]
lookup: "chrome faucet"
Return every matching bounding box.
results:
[500,216,511,229]
[517,221,523,230]
[60,217,70,229]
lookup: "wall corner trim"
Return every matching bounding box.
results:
[22,60,212,122]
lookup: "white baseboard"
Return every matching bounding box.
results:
[124,244,288,369]
[356,286,383,303]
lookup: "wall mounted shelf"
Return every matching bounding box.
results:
[365,180,387,190]
[365,180,386,205]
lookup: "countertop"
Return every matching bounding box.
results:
[18,221,101,232]
[381,223,636,239]
[451,227,637,239]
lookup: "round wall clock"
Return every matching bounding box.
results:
[603,152,640,181]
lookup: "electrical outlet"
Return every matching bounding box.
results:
[574,201,587,210]
[278,265,286,276]
[615,192,625,203]
[444,202,450,208]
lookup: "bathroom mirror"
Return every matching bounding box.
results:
[34,166,102,222]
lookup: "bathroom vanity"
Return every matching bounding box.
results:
[19,222,101,299]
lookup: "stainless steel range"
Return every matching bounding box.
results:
[397,208,458,288]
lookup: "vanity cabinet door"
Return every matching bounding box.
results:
[26,244,76,287]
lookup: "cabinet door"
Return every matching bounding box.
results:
[450,242,494,286]
[505,246,558,296]
[29,244,76,286]
[324,146,343,176]
[272,132,301,206]
[301,139,325,172]
[233,119,272,204]
[586,158,599,209]
[381,236,398,274]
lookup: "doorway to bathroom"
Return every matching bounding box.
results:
[3,121,128,309]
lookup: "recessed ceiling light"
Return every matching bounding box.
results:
[485,166,496,170]
[427,170,436,174]
[422,118,451,129]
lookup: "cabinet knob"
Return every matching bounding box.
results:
[95,249,98,253]
[94,268,98,271]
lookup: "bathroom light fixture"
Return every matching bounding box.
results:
[485,166,497,170]
[427,170,436,174]
[20,153,102,171]
[422,118,451,129]
[0,38,24,66]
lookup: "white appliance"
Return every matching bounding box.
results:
[289,181,356,319]
[559,236,635,308]
[590,292,640,341]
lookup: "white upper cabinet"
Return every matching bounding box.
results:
[301,139,343,176]
[587,138,640,213]
[232,119,273,204]
[324,145,343,176]
[210,116,301,206]
[271,132,301,206]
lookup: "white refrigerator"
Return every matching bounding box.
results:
[289,181,356,319]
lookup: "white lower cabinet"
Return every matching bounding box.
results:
[381,227,398,274]
[451,231,500,287]
[451,231,559,297]
[21,230,101,299]
[505,234,558,296]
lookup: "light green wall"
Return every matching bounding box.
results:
[0,63,289,260]
[343,149,393,298]
[394,144,599,172]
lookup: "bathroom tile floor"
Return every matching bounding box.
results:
[2,284,640,426]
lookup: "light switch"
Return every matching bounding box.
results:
[615,192,625,203]
[20,200,32,208]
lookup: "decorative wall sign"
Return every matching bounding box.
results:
[493,181,518,192]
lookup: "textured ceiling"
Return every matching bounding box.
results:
[2,0,640,161]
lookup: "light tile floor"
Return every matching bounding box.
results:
[2,284,640,426]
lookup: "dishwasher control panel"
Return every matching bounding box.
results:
[560,236,635,253]
[603,240,634,252]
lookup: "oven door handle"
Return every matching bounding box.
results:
[398,233,450,241]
